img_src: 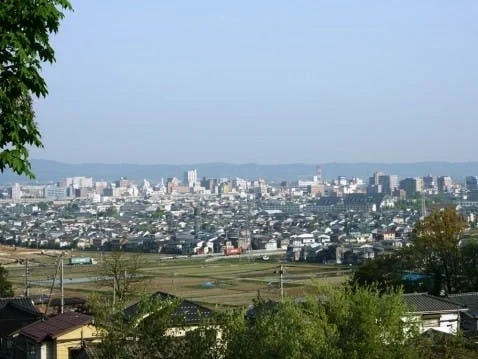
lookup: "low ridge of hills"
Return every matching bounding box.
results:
[1,159,477,184]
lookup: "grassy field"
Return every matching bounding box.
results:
[3,246,351,307]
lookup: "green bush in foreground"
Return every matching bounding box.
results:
[91,285,478,359]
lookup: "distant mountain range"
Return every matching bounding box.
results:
[1,159,478,184]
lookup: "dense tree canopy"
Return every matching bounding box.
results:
[410,208,466,294]
[353,208,475,296]
[0,0,72,177]
[91,295,220,359]
[221,296,340,359]
[459,239,478,292]
[89,280,478,358]
[351,252,405,292]
[91,286,432,359]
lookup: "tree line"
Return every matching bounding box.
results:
[353,208,478,296]
[89,285,477,359]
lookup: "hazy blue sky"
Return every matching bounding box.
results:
[33,1,478,164]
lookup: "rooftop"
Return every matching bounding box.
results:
[448,292,478,318]
[403,293,467,314]
[20,311,92,342]
[124,291,213,326]
[0,297,39,316]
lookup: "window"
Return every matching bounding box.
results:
[422,314,440,328]
[69,347,82,359]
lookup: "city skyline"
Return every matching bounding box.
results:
[2,159,478,184]
[33,1,478,164]
[3,166,478,204]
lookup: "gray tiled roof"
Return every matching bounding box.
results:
[0,297,40,316]
[0,297,42,337]
[448,292,478,318]
[124,291,213,325]
[403,293,467,314]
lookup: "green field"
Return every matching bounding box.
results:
[4,248,351,307]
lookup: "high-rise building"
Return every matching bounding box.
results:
[416,177,424,192]
[399,178,422,198]
[116,177,131,188]
[313,165,322,183]
[389,175,399,193]
[45,185,69,200]
[95,181,108,194]
[167,177,181,193]
[369,171,384,186]
[9,183,22,201]
[184,169,198,188]
[378,174,398,195]
[367,184,382,195]
[65,176,93,189]
[437,176,453,193]
[366,172,398,195]
[423,175,436,190]
[466,176,478,191]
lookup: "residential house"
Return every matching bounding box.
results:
[123,291,213,337]
[403,293,468,335]
[447,292,478,335]
[316,234,331,245]
[0,297,42,358]
[343,244,375,264]
[14,311,98,359]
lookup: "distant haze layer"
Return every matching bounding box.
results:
[1,160,477,184]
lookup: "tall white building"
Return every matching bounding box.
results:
[313,165,322,183]
[10,183,22,201]
[65,176,93,189]
[233,177,249,191]
[184,169,198,188]
[337,176,347,186]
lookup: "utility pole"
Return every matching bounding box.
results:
[279,265,284,301]
[112,277,116,306]
[274,265,284,301]
[124,269,127,299]
[24,259,29,297]
[60,254,64,314]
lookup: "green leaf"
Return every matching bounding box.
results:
[0,0,72,178]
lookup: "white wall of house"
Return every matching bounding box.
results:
[406,313,460,334]
[165,326,222,341]
[434,313,460,334]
